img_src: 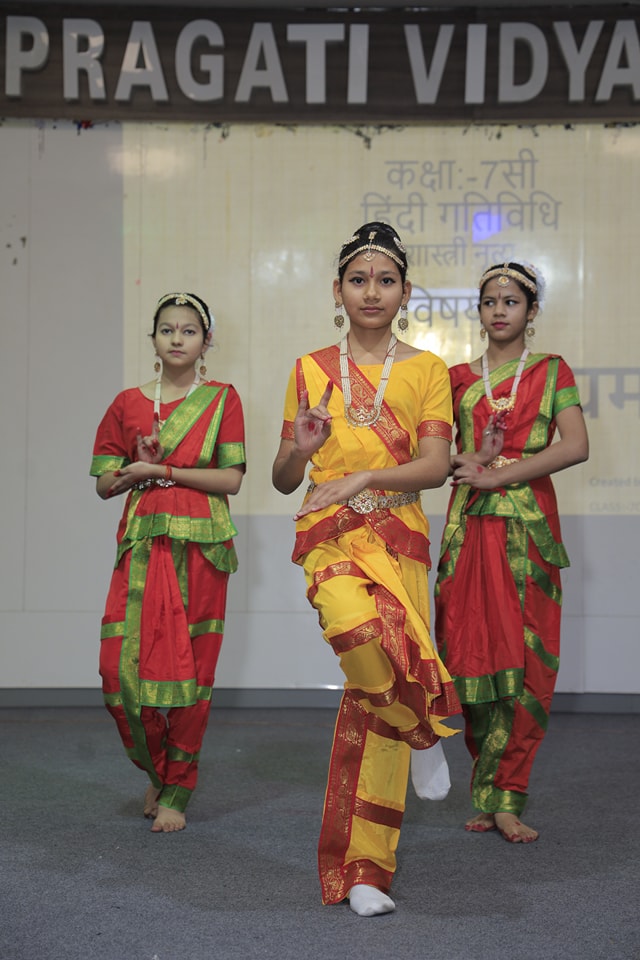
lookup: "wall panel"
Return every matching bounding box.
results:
[0,120,637,700]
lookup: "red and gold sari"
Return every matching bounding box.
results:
[281,345,460,904]
[91,382,245,812]
[436,353,581,816]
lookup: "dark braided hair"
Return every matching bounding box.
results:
[478,262,538,310]
[152,292,213,337]
[337,222,408,283]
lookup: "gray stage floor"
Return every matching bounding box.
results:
[1,707,638,960]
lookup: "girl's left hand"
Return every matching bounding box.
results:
[451,462,497,490]
[107,460,160,497]
[293,473,369,520]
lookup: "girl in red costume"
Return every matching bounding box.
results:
[436,261,588,843]
[91,293,245,832]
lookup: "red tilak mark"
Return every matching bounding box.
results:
[369,266,375,278]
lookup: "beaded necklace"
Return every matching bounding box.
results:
[481,348,529,413]
[154,373,201,427]
[339,334,397,428]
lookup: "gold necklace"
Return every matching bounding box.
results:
[339,335,397,428]
[481,348,529,413]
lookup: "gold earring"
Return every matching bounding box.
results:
[526,324,536,338]
[199,356,207,378]
[480,326,487,340]
[154,355,162,375]
[398,303,409,332]
[334,303,344,330]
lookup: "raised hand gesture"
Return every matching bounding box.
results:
[477,412,507,465]
[136,413,165,464]
[293,382,333,457]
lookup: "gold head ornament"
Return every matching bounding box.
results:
[478,262,538,299]
[155,293,212,333]
[339,229,406,271]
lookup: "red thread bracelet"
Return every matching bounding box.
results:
[165,465,173,481]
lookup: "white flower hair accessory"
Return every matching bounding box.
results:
[515,260,546,313]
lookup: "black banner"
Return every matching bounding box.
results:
[1,4,639,123]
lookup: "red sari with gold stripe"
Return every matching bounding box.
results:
[435,353,581,816]
[281,345,460,904]
[91,382,245,813]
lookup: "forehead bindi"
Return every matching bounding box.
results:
[347,251,401,278]
[482,279,520,298]
[159,306,200,329]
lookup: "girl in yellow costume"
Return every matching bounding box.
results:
[272,222,461,916]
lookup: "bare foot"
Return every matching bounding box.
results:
[494,811,538,843]
[143,785,161,819]
[150,805,186,833]
[465,812,496,833]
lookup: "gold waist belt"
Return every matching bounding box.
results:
[307,483,419,515]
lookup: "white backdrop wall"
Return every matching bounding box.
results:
[0,119,638,702]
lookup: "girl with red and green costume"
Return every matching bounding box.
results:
[436,261,588,843]
[91,293,245,832]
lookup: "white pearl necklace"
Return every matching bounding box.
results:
[339,334,397,428]
[482,348,529,413]
[154,372,201,423]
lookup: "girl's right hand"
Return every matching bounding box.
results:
[136,414,165,463]
[477,412,507,464]
[292,383,333,457]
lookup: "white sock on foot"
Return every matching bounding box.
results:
[411,740,451,800]
[348,884,396,917]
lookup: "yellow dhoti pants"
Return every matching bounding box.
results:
[302,526,459,904]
